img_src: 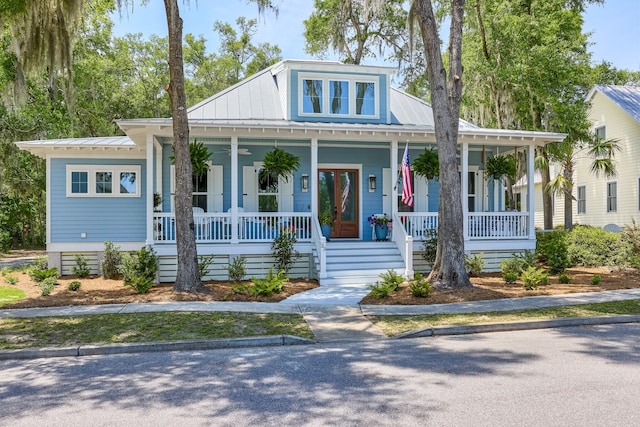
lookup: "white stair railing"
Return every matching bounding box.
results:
[311,215,327,279]
[392,212,413,279]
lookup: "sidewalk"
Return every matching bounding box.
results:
[2,288,640,354]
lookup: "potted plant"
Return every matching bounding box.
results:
[485,154,516,181]
[260,147,301,184]
[319,211,334,241]
[368,214,392,241]
[412,147,439,180]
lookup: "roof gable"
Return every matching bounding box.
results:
[588,85,640,124]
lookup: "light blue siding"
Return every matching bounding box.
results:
[50,158,146,242]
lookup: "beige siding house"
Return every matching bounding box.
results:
[552,85,640,230]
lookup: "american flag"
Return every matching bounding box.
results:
[401,143,413,207]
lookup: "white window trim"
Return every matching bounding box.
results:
[607,180,617,213]
[298,72,379,119]
[577,184,586,215]
[66,165,141,197]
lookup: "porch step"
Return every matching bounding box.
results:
[320,241,406,287]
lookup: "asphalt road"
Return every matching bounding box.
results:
[1,324,639,426]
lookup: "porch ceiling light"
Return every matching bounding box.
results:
[369,175,376,192]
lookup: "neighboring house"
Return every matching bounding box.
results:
[16,60,565,283]
[550,85,640,231]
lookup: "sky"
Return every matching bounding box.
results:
[111,0,640,71]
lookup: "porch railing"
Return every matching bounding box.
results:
[392,212,413,278]
[238,212,312,242]
[467,212,529,239]
[398,213,439,241]
[398,211,529,240]
[153,212,313,243]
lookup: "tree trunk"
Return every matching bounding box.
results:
[563,164,574,230]
[164,0,207,293]
[415,0,471,289]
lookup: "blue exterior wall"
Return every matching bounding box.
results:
[289,70,389,124]
[50,158,146,242]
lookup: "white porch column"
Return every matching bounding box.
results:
[154,137,162,198]
[145,131,154,246]
[311,138,318,216]
[230,136,239,243]
[461,142,469,240]
[528,143,536,240]
[391,140,398,217]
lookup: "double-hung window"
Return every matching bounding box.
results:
[607,181,617,212]
[577,185,586,214]
[67,165,140,197]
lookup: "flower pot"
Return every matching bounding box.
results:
[374,223,388,241]
[320,224,332,241]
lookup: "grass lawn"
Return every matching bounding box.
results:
[0,286,26,306]
[369,299,640,336]
[0,312,314,350]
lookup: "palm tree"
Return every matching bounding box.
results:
[546,135,620,230]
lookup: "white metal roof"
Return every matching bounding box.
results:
[587,85,640,125]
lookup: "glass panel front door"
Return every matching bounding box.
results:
[319,169,359,238]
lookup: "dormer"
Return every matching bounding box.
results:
[271,60,396,125]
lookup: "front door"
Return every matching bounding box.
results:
[319,169,359,238]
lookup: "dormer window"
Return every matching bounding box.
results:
[299,73,379,119]
[302,79,323,113]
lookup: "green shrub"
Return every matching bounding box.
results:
[503,272,519,284]
[29,267,59,283]
[68,280,81,291]
[591,274,601,285]
[514,250,537,269]
[566,225,629,267]
[465,253,485,276]
[409,272,432,297]
[521,266,549,290]
[121,246,158,294]
[101,241,122,279]
[71,254,90,278]
[198,254,216,279]
[4,275,18,285]
[39,281,55,296]
[421,229,437,265]
[368,270,406,298]
[501,257,525,275]
[536,230,569,273]
[623,218,640,268]
[227,255,247,282]
[271,229,300,274]
[235,268,288,297]
[379,270,404,291]
[31,256,48,271]
[558,273,571,284]
[368,281,395,298]
[0,228,11,253]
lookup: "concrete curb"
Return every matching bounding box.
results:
[0,335,315,361]
[393,314,640,339]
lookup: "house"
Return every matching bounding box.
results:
[550,85,640,231]
[16,60,565,284]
